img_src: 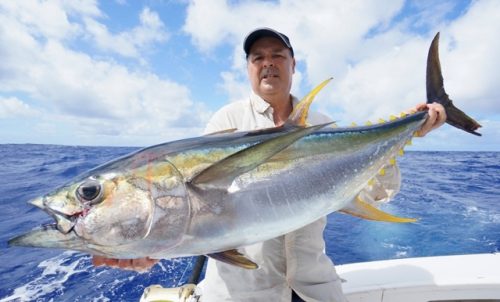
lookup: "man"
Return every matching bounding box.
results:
[198,28,446,302]
[94,28,446,302]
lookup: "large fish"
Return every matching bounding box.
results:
[9,33,481,269]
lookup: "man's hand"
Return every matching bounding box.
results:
[92,256,159,272]
[410,102,447,137]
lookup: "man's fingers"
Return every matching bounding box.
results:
[91,256,158,272]
[417,103,447,137]
[92,256,106,266]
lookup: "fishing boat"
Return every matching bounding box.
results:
[140,253,500,302]
[337,253,500,302]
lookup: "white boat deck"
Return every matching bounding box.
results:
[336,253,500,302]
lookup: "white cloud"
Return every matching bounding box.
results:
[0,1,207,146]
[83,7,168,59]
[184,0,499,147]
[183,0,406,104]
[0,97,39,118]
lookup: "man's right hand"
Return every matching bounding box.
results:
[92,256,159,272]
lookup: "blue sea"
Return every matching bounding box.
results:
[0,144,499,301]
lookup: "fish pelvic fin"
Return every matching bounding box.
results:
[427,32,482,136]
[288,78,333,127]
[207,249,258,269]
[340,196,417,223]
[189,123,331,190]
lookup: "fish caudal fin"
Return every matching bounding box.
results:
[207,249,258,269]
[427,32,482,136]
[288,78,333,127]
[340,197,417,223]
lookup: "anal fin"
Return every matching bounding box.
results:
[207,249,258,269]
[340,197,417,223]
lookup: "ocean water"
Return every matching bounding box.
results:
[0,144,498,301]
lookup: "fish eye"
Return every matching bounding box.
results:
[76,180,102,204]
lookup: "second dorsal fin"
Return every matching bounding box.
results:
[288,78,333,127]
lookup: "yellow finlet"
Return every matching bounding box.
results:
[351,122,358,127]
[367,178,375,186]
[389,115,398,121]
[365,121,373,126]
[378,168,386,176]
[378,118,386,124]
[340,197,417,223]
[406,139,413,146]
[398,149,405,156]
[389,157,396,165]
[400,112,408,118]
[289,78,333,127]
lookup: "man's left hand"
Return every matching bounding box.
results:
[411,102,447,137]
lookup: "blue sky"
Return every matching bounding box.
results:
[0,0,499,150]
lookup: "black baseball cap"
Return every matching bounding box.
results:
[243,27,294,58]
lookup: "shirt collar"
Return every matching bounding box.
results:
[250,91,299,114]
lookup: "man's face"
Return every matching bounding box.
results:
[247,36,295,100]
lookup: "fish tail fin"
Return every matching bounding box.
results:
[427,32,482,136]
[288,78,333,127]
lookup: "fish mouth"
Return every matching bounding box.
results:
[9,197,90,251]
[29,196,84,234]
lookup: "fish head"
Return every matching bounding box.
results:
[10,156,190,258]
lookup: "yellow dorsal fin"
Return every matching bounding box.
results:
[288,78,333,127]
[340,197,417,223]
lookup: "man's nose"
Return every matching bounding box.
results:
[263,55,274,66]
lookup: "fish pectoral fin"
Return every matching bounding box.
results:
[288,78,333,127]
[190,123,331,190]
[207,249,258,269]
[340,197,417,223]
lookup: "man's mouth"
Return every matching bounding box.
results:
[261,68,279,79]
